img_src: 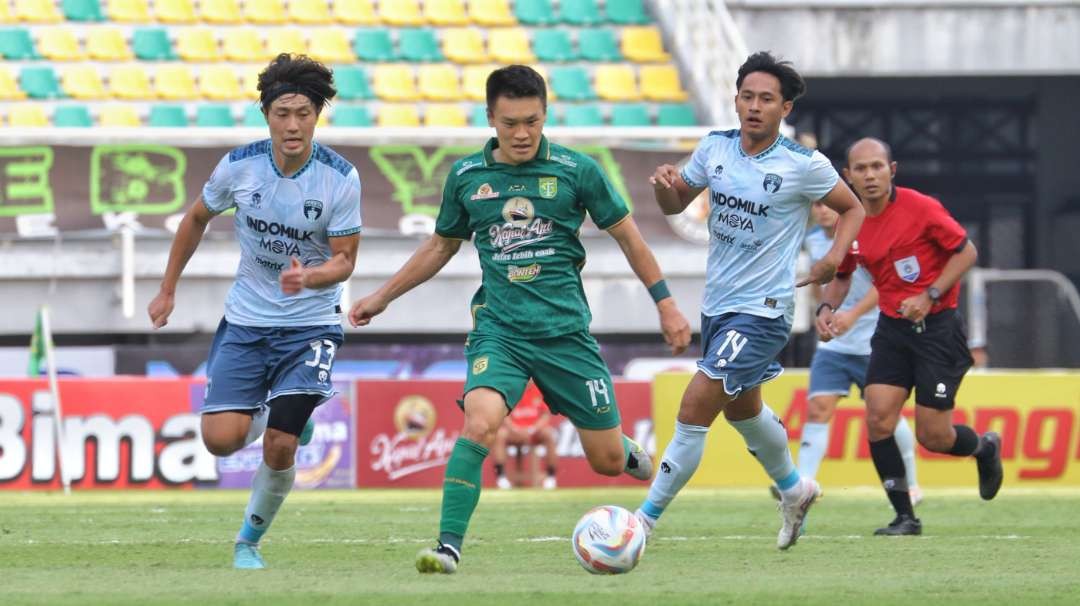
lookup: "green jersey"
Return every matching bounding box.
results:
[435,136,630,338]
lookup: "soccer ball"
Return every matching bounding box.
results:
[571,505,647,574]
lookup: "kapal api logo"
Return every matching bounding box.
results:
[501,197,535,227]
[392,395,437,440]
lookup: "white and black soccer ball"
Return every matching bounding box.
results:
[571,505,647,574]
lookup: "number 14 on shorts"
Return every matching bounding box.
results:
[715,330,747,368]
[586,378,611,413]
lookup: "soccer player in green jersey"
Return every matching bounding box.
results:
[349,65,692,574]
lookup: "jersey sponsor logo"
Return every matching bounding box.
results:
[711,192,769,217]
[739,238,764,253]
[551,154,577,168]
[472,356,489,375]
[501,197,534,226]
[490,197,555,251]
[303,199,324,223]
[245,216,314,242]
[255,255,285,272]
[894,255,921,282]
[716,210,755,232]
[763,173,783,193]
[716,232,736,246]
[507,263,542,283]
[538,177,558,199]
[470,183,499,200]
[250,192,262,209]
[456,159,482,175]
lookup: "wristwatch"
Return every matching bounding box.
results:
[815,302,834,317]
[927,286,942,304]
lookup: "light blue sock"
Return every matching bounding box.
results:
[797,422,830,480]
[236,462,295,545]
[639,421,709,520]
[729,403,800,493]
[894,416,919,488]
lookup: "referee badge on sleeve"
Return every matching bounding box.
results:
[894,256,921,283]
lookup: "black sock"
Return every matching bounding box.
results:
[949,424,980,457]
[546,465,557,477]
[494,463,505,477]
[869,436,914,517]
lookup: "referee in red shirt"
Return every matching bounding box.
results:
[817,138,1003,536]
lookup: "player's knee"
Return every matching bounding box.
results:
[865,408,897,438]
[263,429,299,468]
[587,448,624,476]
[200,426,244,456]
[915,423,952,453]
[461,416,501,449]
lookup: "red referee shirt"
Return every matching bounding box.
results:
[837,186,967,319]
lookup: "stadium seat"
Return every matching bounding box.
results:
[334,65,374,100]
[132,28,174,60]
[469,0,516,26]
[607,0,650,24]
[156,0,196,23]
[462,64,496,101]
[372,65,418,101]
[533,29,575,62]
[399,28,443,61]
[0,69,27,99]
[0,2,9,21]
[425,103,467,126]
[61,65,106,99]
[274,28,308,55]
[308,29,353,63]
[109,65,153,98]
[514,0,555,26]
[381,0,424,26]
[594,65,640,101]
[107,0,149,22]
[378,104,420,127]
[425,0,468,25]
[20,66,62,98]
[62,0,105,21]
[0,28,39,60]
[86,27,133,60]
[578,28,621,62]
[99,105,141,126]
[550,67,593,101]
[418,64,461,100]
[37,28,84,61]
[177,28,220,62]
[354,29,396,61]
[332,105,373,126]
[290,0,332,23]
[443,28,487,63]
[470,104,488,126]
[559,0,601,26]
[9,105,49,126]
[155,65,197,99]
[200,65,243,100]
[240,65,261,99]
[563,104,603,126]
[202,0,242,23]
[245,0,287,24]
[195,104,234,127]
[242,104,266,126]
[611,103,650,126]
[657,103,696,126]
[333,0,378,25]
[223,28,267,62]
[148,104,187,126]
[53,105,93,127]
[14,0,64,22]
[621,27,670,62]
[488,28,533,64]
[641,65,689,101]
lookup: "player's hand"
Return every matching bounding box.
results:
[829,310,856,336]
[898,292,932,323]
[657,299,691,355]
[649,164,681,190]
[349,293,389,327]
[147,291,175,329]
[814,306,835,342]
[280,257,306,295]
[797,257,839,287]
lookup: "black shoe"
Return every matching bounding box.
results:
[976,432,1004,501]
[874,514,922,536]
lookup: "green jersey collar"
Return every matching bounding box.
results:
[483,135,551,166]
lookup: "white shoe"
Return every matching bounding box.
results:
[777,477,821,550]
[496,475,512,490]
[623,437,653,481]
[541,475,557,490]
[909,485,923,507]
[634,508,656,542]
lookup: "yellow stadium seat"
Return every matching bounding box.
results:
[224,29,267,62]
[9,105,49,127]
[202,0,242,23]
[109,65,154,99]
[640,65,689,102]
[61,66,107,99]
[488,28,533,64]
[241,65,263,100]
[378,104,420,127]
[469,0,516,26]
[177,28,220,62]
[418,64,462,101]
[333,0,379,24]
[425,0,468,25]
[272,28,309,56]
[0,69,28,100]
[155,65,198,99]
[99,106,141,127]
[621,27,670,63]
[200,65,243,100]
[289,0,332,23]
[37,28,84,61]
[594,65,640,101]
[86,28,133,61]
[156,0,197,23]
[372,65,418,101]
[0,2,9,22]
[308,29,353,63]
[443,28,487,63]
[245,0,287,24]
[425,103,467,127]
[108,0,150,22]
[14,0,63,22]
[461,64,496,101]
[380,0,424,26]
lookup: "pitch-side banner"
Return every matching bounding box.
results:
[653,371,1080,487]
[355,380,654,488]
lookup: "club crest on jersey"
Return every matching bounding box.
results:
[303,199,323,222]
[763,173,783,193]
[471,183,500,200]
[250,192,262,209]
[894,255,921,283]
[538,177,557,199]
[472,356,489,375]
[714,164,724,178]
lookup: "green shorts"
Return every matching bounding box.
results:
[462,330,620,431]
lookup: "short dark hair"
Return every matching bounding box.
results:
[845,137,895,165]
[258,53,336,114]
[486,65,547,111]
[736,51,806,102]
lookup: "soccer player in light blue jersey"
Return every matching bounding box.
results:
[635,52,866,550]
[147,54,361,569]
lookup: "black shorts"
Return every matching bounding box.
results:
[865,309,974,410]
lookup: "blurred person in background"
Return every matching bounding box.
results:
[493,381,559,490]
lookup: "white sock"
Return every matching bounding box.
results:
[639,421,709,520]
[894,416,919,488]
[243,405,269,447]
[236,462,295,544]
[797,422,830,480]
[729,403,801,498]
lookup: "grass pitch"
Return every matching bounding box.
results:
[2,487,1078,605]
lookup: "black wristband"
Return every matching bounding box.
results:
[815,302,835,317]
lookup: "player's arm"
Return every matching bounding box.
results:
[815,271,854,342]
[348,234,463,327]
[898,240,978,322]
[606,217,691,355]
[829,285,878,337]
[148,196,215,328]
[280,234,360,295]
[650,164,705,215]
[798,181,865,287]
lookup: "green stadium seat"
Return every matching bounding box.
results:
[242,104,266,127]
[334,65,374,100]
[470,104,488,126]
[353,29,396,62]
[0,28,38,60]
[20,67,62,99]
[578,28,621,62]
[333,105,373,126]
[550,67,594,101]
[657,103,697,126]
[53,105,93,127]
[514,0,555,25]
[132,28,175,60]
[560,0,601,25]
[611,103,650,126]
[532,29,575,62]
[606,0,649,24]
[399,28,443,62]
[61,0,105,21]
[148,104,187,127]
[562,104,603,126]
[196,104,234,127]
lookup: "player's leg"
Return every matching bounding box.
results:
[492,424,514,489]
[200,319,271,456]
[537,426,559,489]
[892,414,921,505]
[802,349,853,481]
[865,383,921,535]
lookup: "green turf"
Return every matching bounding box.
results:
[1,488,1078,605]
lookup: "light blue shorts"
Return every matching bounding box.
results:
[808,348,870,400]
[697,312,790,396]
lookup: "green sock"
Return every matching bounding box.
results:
[438,437,489,553]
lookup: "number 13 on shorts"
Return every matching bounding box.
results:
[715,330,747,369]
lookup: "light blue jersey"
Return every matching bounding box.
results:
[681,130,839,325]
[804,226,876,356]
[202,140,362,327]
